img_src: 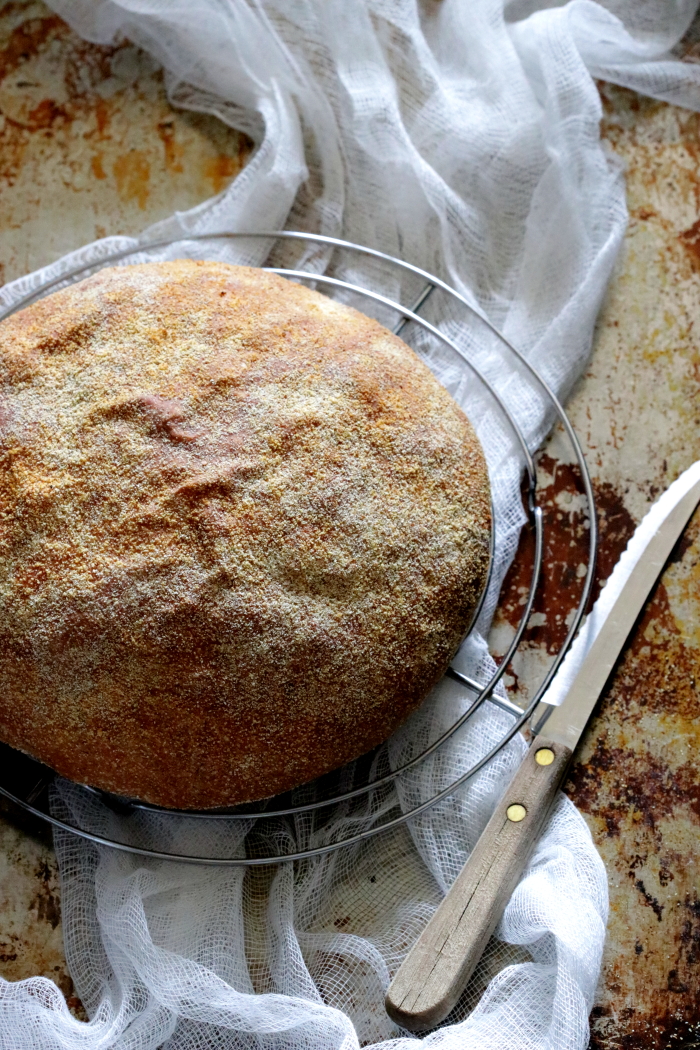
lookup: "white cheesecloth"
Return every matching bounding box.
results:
[0,1,699,1047]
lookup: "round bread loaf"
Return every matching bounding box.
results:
[0,260,490,809]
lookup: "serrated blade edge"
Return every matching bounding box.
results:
[537,462,700,750]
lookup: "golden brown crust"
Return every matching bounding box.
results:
[0,260,490,809]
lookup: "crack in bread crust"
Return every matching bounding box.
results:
[0,261,490,809]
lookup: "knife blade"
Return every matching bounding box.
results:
[385,460,700,1033]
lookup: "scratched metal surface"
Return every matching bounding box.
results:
[0,2,698,1045]
[566,84,700,1050]
[0,0,250,286]
[492,83,700,1049]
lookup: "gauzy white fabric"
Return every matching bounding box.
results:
[1,1,699,1048]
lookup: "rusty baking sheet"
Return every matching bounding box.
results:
[0,2,699,1046]
[490,83,700,1049]
[0,0,251,286]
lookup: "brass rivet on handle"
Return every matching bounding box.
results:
[506,803,527,822]
[535,747,555,766]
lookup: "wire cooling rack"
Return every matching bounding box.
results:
[0,232,597,865]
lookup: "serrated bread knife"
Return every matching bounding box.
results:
[385,460,700,1033]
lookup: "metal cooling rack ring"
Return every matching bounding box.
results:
[0,231,597,864]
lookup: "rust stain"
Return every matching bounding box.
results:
[24,96,64,129]
[591,1007,700,1050]
[0,796,87,1021]
[113,149,150,208]
[157,118,183,172]
[90,153,106,180]
[0,119,27,186]
[592,480,637,586]
[493,455,636,665]
[94,96,109,137]
[564,729,700,842]
[679,218,700,271]
[29,859,61,929]
[204,153,239,194]
[0,6,114,191]
[0,0,252,282]
[493,456,588,655]
[0,10,66,80]
[631,875,663,922]
[632,207,656,222]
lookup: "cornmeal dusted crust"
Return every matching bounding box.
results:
[0,260,490,809]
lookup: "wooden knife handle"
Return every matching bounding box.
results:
[385,736,572,1032]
